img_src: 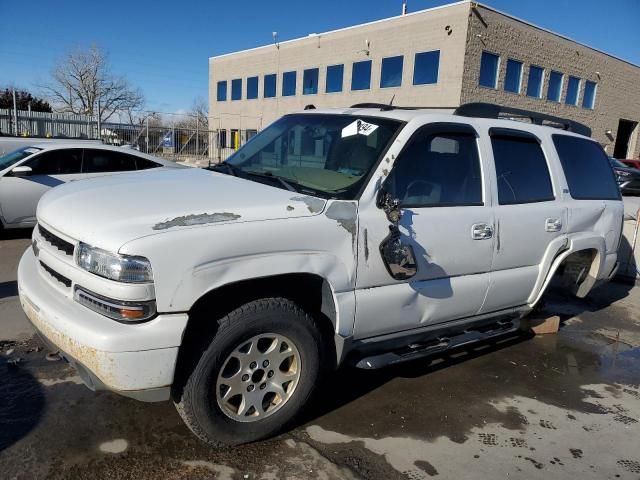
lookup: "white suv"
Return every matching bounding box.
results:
[18,103,623,446]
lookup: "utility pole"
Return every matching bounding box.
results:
[97,98,102,142]
[195,115,199,157]
[12,88,18,136]
[145,115,150,153]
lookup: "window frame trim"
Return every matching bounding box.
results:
[383,122,485,209]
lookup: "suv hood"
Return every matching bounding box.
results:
[37,168,327,252]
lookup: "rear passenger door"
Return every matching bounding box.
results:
[480,128,567,313]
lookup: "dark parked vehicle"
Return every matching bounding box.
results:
[620,158,640,170]
[611,158,640,195]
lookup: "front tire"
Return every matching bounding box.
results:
[174,297,324,447]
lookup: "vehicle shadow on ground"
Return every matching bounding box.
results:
[301,331,533,428]
[0,281,18,300]
[0,355,46,452]
[0,228,33,240]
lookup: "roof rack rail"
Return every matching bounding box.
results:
[349,103,456,112]
[454,102,591,137]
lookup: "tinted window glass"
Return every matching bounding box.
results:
[552,135,620,200]
[504,59,523,93]
[326,64,344,93]
[282,71,296,96]
[219,130,227,148]
[565,76,580,105]
[413,50,440,85]
[583,80,597,109]
[386,128,482,207]
[216,81,227,101]
[0,146,42,171]
[380,55,403,88]
[491,135,554,204]
[526,65,544,98]
[351,60,372,91]
[26,149,82,175]
[83,150,137,173]
[264,74,277,98]
[231,79,242,101]
[547,71,563,101]
[479,51,499,88]
[135,157,160,170]
[303,68,319,95]
[247,76,259,99]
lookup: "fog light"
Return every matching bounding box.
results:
[74,286,156,323]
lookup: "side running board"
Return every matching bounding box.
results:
[355,318,520,369]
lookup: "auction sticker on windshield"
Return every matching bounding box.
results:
[342,119,379,138]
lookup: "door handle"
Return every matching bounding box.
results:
[545,217,562,232]
[471,223,493,240]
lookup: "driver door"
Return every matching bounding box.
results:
[354,122,495,339]
[0,148,83,225]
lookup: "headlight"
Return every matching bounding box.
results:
[76,242,153,283]
[616,170,631,178]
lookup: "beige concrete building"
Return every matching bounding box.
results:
[209,0,640,159]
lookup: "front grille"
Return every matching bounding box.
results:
[40,261,72,288]
[38,225,74,256]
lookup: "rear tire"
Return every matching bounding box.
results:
[174,297,324,447]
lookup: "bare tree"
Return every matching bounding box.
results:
[43,46,144,123]
[175,97,209,129]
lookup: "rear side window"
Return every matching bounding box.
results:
[386,125,483,207]
[135,157,160,170]
[552,135,620,200]
[491,133,554,204]
[25,149,82,175]
[83,150,137,173]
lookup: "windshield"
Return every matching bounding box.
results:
[0,147,42,171]
[224,114,403,199]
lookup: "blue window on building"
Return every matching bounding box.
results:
[303,68,319,95]
[264,74,277,98]
[247,76,258,100]
[380,55,403,88]
[231,79,242,101]
[504,59,523,93]
[547,71,563,102]
[351,60,372,91]
[413,50,440,85]
[282,71,296,96]
[526,65,544,98]
[216,81,227,101]
[479,51,499,88]
[583,80,597,109]
[325,64,344,93]
[565,76,580,106]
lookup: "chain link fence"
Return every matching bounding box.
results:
[0,108,256,166]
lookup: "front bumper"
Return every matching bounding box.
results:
[18,247,189,402]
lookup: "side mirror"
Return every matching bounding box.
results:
[377,189,417,280]
[376,189,402,225]
[10,166,33,177]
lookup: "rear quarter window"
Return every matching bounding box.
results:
[552,135,621,200]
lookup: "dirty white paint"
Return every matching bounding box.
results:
[306,383,640,479]
[98,439,128,454]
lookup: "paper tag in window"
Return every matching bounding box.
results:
[342,119,379,138]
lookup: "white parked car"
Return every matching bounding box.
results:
[0,143,183,229]
[17,103,623,447]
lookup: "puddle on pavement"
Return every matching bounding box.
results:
[0,283,639,479]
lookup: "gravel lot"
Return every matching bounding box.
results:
[1,228,639,480]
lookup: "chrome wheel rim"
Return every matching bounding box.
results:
[215,333,301,422]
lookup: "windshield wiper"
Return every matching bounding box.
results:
[210,162,242,177]
[246,171,299,193]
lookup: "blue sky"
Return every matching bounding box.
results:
[1,0,638,114]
